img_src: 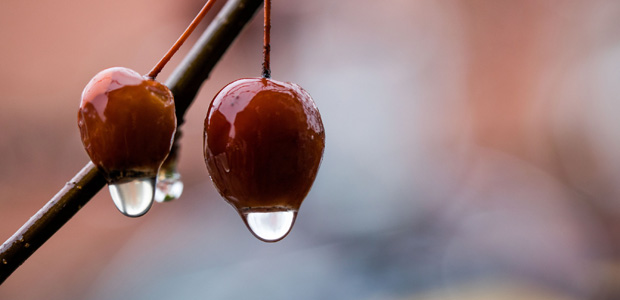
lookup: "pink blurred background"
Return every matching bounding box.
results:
[3,0,620,299]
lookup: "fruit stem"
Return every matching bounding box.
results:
[147,0,218,79]
[261,0,271,78]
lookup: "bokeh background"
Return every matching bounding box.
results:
[2,0,620,299]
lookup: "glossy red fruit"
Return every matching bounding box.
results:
[78,67,177,183]
[204,78,325,214]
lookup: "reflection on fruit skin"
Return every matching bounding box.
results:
[78,67,177,183]
[204,78,325,212]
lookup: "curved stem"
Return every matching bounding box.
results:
[261,0,271,78]
[146,0,218,79]
[0,0,264,285]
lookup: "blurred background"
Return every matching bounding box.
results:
[2,0,620,299]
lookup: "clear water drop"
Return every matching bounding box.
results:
[242,210,297,242]
[109,177,155,217]
[155,171,184,203]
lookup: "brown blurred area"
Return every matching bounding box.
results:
[3,0,620,299]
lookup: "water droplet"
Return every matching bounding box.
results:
[215,153,230,172]
[2,259,7,264]
[108,177,155,217]
[155,171,183,203]
[242,210,297,242]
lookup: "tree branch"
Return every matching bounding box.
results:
[0,0,263,284]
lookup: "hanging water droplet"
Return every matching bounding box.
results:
[155,171,184,203]
[242,210,297,242]
[108,177,155,217]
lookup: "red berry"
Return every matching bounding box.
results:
[204,78,325,215]
[78,67,177,183]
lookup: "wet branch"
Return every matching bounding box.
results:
[0,0,263,284]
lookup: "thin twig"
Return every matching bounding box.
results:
[0,0,263,285]
[261,0,271,78]
[146,0,218,79]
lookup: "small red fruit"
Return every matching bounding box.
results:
[203,78,325,232]
[78,67,176,183]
